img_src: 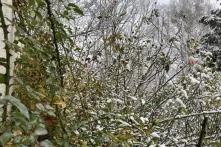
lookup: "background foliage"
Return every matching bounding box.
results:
[0,0,221,146]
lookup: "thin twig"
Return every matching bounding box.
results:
[160,110,221,123]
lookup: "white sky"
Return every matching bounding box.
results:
[158,0,170,4]
[158,0,220,6]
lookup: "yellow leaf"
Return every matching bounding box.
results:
[13,130,22,137]
[54,100,66,109]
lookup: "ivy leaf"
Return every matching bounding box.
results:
[67,3,84,16]
[3,96,30,119]
[0,132,12,146]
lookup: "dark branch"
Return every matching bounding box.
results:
[196,117,208,147]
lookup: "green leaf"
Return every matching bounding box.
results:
[12,111,28,126]
[3,96,30,119]
[47,111,56,117]
[63,10,69,16]
[67,3,84,16]
[36,103,45,111]
[36,0,46,7]
[0,74,6,84]
[75,47,82,51]
[0,132,12,146]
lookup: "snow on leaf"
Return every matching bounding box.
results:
[200,50,212,56]
[107,98,112,103]
[140,117,148,123]
[129,116,139,125]
[45,104,54,110]
[114,98,123,104]
[216,97,221,101]
[202,73,211,79]
[189,76,200,84]
[34,127,48,136]
[39,140,54,147]
[81,127,87,131]
[181,89,188,99]
[96,125,104,131]
[118,119,131,127]
[74,130,80,135]
[88,111,96,115]
[151,132,160,138]
[128,96,138,101]
[141,99,145,105]
[176,98,186,109]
